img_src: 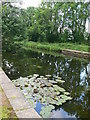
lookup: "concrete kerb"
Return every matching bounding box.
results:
[0,67,41,118]
[0,83,2,119]
[62,49,90,59]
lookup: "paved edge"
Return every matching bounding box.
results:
[0,81,2,119]
[0,67,41,119]
[62,49,90,59]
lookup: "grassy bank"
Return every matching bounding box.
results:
[0,85,17,119]
[19,41,89,52]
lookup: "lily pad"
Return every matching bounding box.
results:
[64,92,70,95]
[60,95,72,101]
[58,87,65,92]
[49,87,53,91]
[60,95,68,98]
[54,76,62,80]
[28,99,36,108]
[14,74,72,118]
[33,74,39,77]
[56,101,63,106]
[56,79,65,83]
[15,83,20,87]
[53,85,61,91]
[27,75,33,79]
[40,76,44,79]
[43,78,48,80]
[46,75,51,78]
[37,78,42,80]
[33,88,39,93]
[24,83,28,87]
[65,96,72,100]
[59,99,66,104]
[37,66,42,68]
[30,82,34,87]
[40,105,55,118]
[25,94,33,99]
[46,83,52,87]
[49,80,57,84]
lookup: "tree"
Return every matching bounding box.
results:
[2,2,26,51]
[2,0,89,50]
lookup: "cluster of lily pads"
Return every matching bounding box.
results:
[12,74,72,118]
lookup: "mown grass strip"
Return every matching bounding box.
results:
[0,85,17,119]
[19,41,89,52]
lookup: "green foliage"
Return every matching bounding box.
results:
[0,86,17,119]
[20,41,89,52]
[40,105,55,118]
[2,1,89,51]
[2,3,26,51]
[13,74,72,118]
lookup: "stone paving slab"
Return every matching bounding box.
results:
[8,97,31,111]
[1,82,16,90]
[0,85,2,119]
[16,108,41,118]
[0,92,2,106]
[0,67,41,118]
[2,88,24,99]
[0,72,12,85]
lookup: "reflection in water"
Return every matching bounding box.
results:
[35,101,45,115]
[2,50,89,119]
[51,108,76,118]
[80,68,88,86]
[87,63,90,80]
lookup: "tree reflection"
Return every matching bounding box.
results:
[2,50,89,118]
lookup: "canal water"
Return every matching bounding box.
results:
[2,50,90,119]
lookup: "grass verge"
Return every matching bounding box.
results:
[19,41,89,53]
[0,85,17,119]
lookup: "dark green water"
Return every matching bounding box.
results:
[2,50,90,119]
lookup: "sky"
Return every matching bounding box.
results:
[21,0,42,8]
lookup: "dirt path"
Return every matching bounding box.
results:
[0,85,17,119]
